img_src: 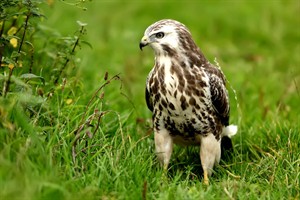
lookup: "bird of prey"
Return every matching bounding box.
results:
[139,19,237,185]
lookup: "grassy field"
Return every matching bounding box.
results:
[0,0,299,199]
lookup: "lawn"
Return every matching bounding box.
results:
[0,0,299,199]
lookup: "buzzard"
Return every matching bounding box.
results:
[139,19,237,184]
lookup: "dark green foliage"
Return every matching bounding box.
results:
[0,0,90,132]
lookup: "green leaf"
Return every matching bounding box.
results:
[25,41,34,48]
[17,92,45,106]
[20,73,45,85]
[11,51,21,59]
[77,20,87,27]
[31,8,46,18]
[80,40,93,49]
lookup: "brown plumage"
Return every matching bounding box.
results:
[140,19,237,184]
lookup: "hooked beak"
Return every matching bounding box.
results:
[139,35,149,51]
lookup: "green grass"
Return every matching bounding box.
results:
[1,0,299,199]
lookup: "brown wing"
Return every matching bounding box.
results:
[205,65,234,158]
[145,85,153,112]
[145,72,153,112]
[205,65,230,126]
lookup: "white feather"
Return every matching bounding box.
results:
[222,125,238,138]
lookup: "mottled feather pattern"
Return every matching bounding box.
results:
[144,22,228,141]
[204,65,230,126]
[140,19,237,184]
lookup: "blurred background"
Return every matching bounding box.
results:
[41,0,299,125]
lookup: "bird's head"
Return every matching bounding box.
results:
[140,19,195,56]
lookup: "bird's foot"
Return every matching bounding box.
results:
[203,170,209,185]
[161,164,169,183]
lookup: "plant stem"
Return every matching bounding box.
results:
[3,12,30,97]
[0,20,5,70]
[54,26,85,85]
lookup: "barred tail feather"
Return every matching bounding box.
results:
[222,125,238,138]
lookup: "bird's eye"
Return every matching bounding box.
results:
[155,32,164,39]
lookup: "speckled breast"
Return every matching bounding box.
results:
[148,63,218,142]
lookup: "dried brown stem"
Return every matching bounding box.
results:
[76,73,120,134]
[71,73,122,165]
[0,20,5,69]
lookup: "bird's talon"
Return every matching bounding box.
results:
[203,178,209,185]
[203,170,209,185]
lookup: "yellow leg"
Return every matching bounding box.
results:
[161,164,169,183]
[203,169,209,185]
[163,163,168,171]
[200,134,221,186]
